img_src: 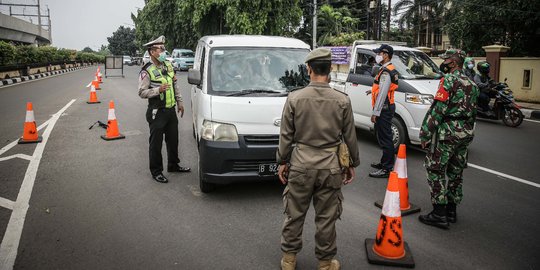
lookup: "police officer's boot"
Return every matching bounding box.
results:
[318,259,340,270]
[280,252,296,270]
[446,203,457,223]
[418,204,449,229]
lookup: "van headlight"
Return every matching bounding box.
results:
[405,93,433,105]
[201,120,238,142]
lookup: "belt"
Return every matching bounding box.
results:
[296,142,338,152]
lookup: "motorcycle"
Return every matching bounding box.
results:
[476,79,524,127]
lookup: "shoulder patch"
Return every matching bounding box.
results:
[435,78,449,102]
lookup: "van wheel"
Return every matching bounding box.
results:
[390,118,407,150]
[198,156,216,193]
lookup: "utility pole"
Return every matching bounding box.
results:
[377,0,382,40]
[37,0,42,37]
[313,0,317,49]
[366,0,370,40]
[387,0,391,40]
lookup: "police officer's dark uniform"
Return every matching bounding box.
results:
[277,48,360,270]
[138,36,190,183]
[369,44,398,178]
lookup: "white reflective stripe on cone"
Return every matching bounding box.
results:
[90,85,96,92]
[381,190,401,218]
[108,109,116,120]
[25,110,35,122]
[394,158,407,178]
[86,82,92,87]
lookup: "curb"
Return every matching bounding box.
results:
[1,66,92,87]
[521,108,540,120]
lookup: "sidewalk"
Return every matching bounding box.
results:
[516,101,540,120]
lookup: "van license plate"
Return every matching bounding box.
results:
[259,164,278,176]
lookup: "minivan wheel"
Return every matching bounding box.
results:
[198,155,216,193]
[391,118,407,150]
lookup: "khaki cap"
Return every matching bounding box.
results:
[143,35,165,48]
[305,48,332,63]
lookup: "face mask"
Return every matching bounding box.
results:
[157,51,167,62]
[375,55,384,64]
[467,63,474,69]
[440,62,451,74]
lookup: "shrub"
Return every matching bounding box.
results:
[0,41,17,66]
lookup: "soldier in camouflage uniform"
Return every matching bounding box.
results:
[418,49,479,230]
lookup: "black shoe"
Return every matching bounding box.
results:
[369,168,390,178]
[370,163,383,169]
[419,211,450,229]
[152,174,169,183]
[447,203,457,223]
[167,166,191,173]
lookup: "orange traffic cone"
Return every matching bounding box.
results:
[91,77,101,90]
[86,84,101,104]
[365,172,415,267]
[18,102,42,144]
[100,100,125,141]
[375,144,421,216]
[96,68,103,83]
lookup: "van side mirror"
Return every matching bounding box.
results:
[188,69,201,85]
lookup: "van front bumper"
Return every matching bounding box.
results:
[198,135,280,184]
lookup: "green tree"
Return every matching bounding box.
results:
[82,47,95,53]
[107,26,138,56]
[393,0,449,47]
[445,0,540,56]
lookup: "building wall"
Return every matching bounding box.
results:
[499,58,540,103]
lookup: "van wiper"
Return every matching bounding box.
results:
[225,89,282,96]
[286,86,305,92]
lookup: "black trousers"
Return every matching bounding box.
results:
[375,104,395,171]
[478,91,491,111]
[146,107,180,176]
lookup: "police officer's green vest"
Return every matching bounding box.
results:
[143,61,176,109]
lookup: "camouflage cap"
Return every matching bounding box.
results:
[439,49,466,61]
[305,48,332,63]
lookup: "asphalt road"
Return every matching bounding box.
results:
[0,66,539,270]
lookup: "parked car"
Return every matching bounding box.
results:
[172,49,195,71]
[142,50,173,65]
[333,40,442,149]
[187,35,310,192]
[123,55,132,65]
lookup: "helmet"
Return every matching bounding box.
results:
[477,61,490,74]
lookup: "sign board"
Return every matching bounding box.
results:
[104,56,124,78]
[323,46,352,65]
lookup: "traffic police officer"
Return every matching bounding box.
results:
[138,36,190,183]
[419,49,479,229]
[277,48,360,270]
[369,44,398,178]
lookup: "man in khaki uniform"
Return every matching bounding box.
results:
[277,48,360,270]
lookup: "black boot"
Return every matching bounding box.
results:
[419,204,449,229]
[446,203,457,223]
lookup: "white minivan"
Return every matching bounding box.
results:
[337,41,442,147]
[187,35,311,192]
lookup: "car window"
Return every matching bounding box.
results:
[354,52,376,76]
[180,52,195,57]
[393,51,442,79]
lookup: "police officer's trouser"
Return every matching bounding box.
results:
[425,137,473,205]
[375,103,395,170]
[146,107,180,176]
[281,166,343,260]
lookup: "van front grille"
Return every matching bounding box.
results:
[232,160,276,172]
[244,135,279,145]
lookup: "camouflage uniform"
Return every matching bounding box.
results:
[419,68,479,205]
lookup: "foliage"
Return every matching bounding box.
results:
[133,0,303,50]
[393,0,449,47]
[317,4,361,46]
[82,47,95,53]
[444,0,540,56]
[0,41,17,66]
[107,26,138,56]
[322,32,365,46]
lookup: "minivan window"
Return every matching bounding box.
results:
[208,47,310,95]
[392,50,442,79]
[354,52,376,76]
[181,52,194,57]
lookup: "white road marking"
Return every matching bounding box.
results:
[0,154,32,162]
[0,198,15,211]
[467,163,540,188]
[524,119,540,124]
[0,99,76,270]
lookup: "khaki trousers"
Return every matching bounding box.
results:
[281,166,344,260]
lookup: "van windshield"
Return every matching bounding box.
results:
[392,51,442,80]
[180,52,194,57]
[209,47,310,95]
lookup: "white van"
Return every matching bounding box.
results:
[336,41,441,147]
[187,35,311,192]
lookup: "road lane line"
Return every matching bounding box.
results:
[0,198,15,211]
[0,99,75,270]
[0,118,52,157]
[468,163,540,188]
[524,119,540,124]
[0,154,33,162]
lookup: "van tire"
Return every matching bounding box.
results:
[376,117,408,151]
[198,156,216,193]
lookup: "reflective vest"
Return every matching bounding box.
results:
[371,63,398,108]
[143,61,176,109]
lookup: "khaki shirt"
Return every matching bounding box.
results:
[138,62,183,105]
[277,82,360,169]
